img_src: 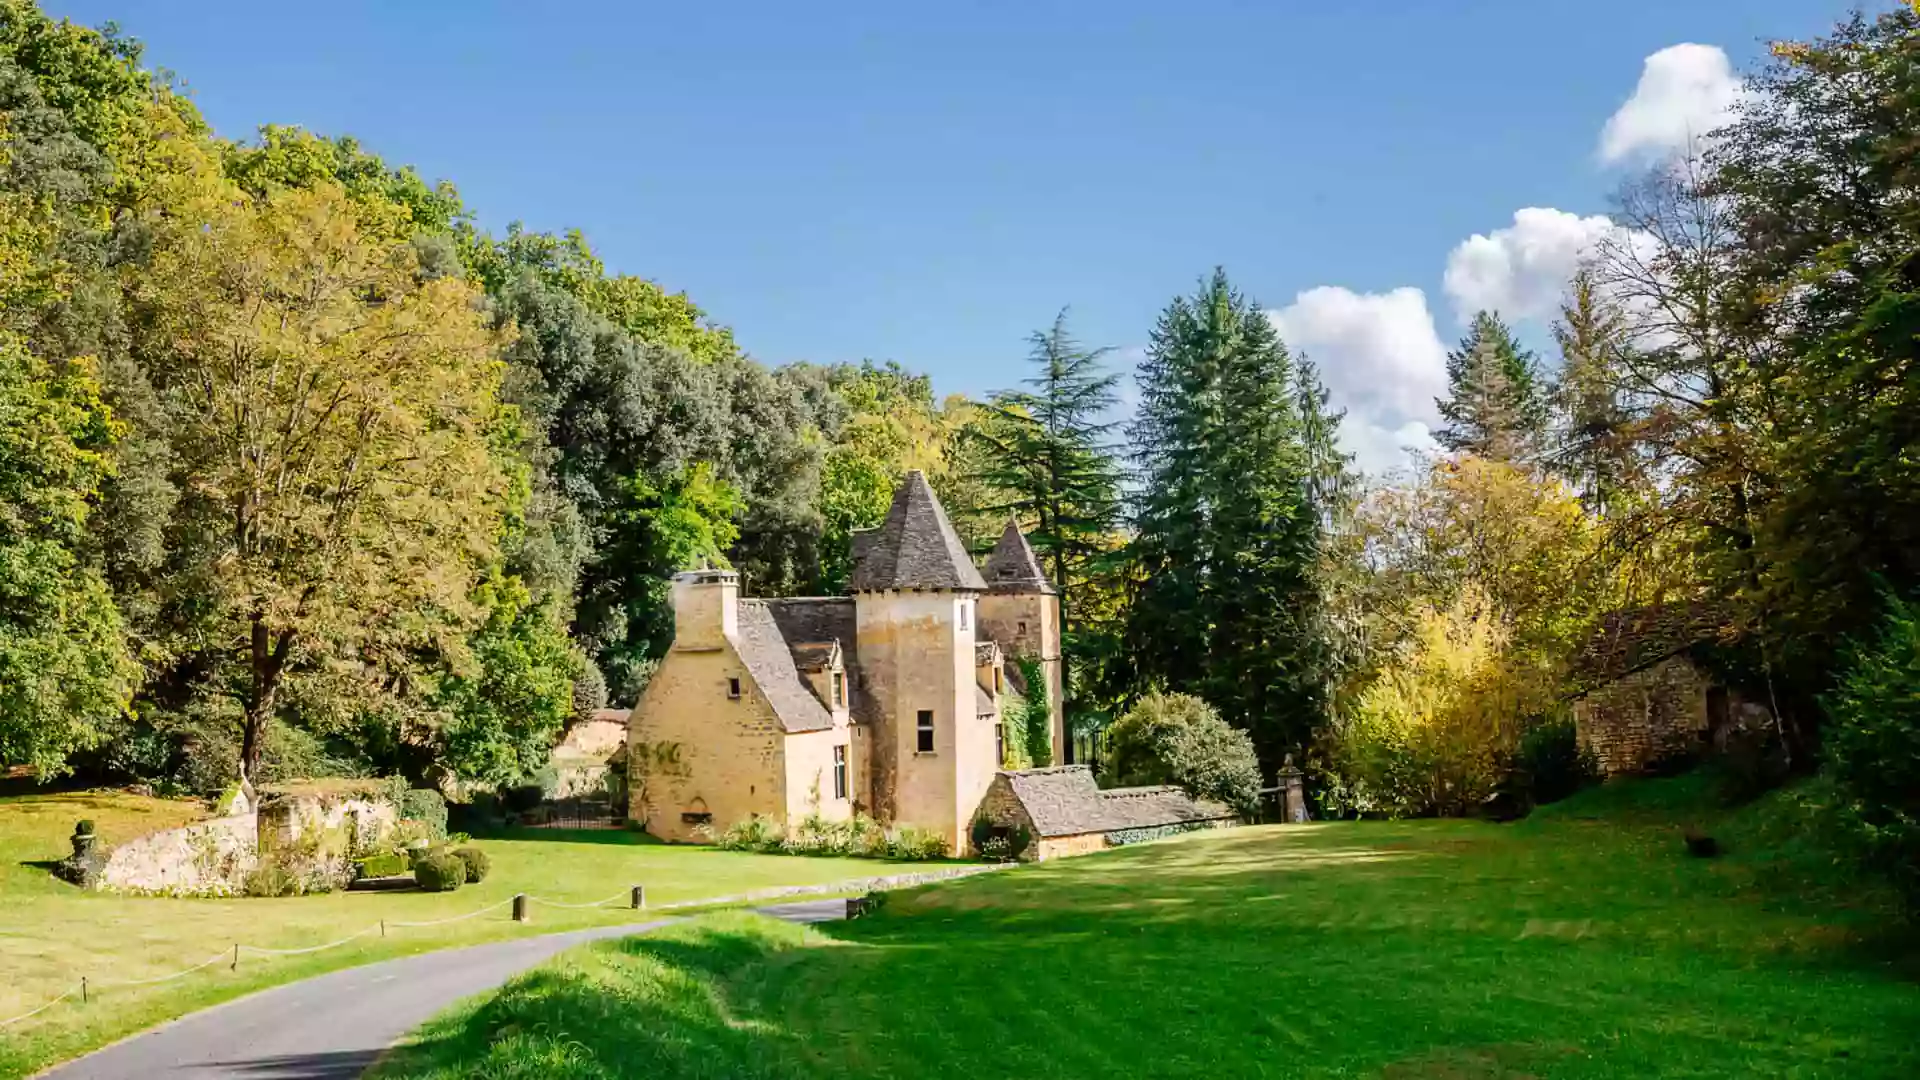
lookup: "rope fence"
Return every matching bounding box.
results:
[0,862,1000,1031]
[0,890,603,1029]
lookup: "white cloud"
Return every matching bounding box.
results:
[1340,419,1437,479]
[1443,207,1619,324]
[1599,43,1745,165]
[1268,286,1449,476]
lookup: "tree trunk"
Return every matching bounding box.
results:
[240,616,296,782]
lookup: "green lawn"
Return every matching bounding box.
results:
[0,789,889,1079]
[378,777,1920,1079]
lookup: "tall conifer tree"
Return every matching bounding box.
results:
[1435,310,1545,460]
[970,310,1125,733]
[1126,269,1334,771]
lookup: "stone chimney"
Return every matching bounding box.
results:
[671,569,738,650]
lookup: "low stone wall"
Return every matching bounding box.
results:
[96,792,400,897]
[99,812,260,896]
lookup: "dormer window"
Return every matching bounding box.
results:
[994,668,1003,694]
[832,670,846,707]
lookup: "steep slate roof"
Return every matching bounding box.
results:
[763,597,855,653]
[734,601,834,732]
[983,518,1056,594]
[763,597,880,726]
[976,685,997,716]
[996,766,1235,838]
[848,471,988,592]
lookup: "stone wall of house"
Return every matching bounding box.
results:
[978,590,1063,760]
[99,812,260,895]
[1573,656,1711,775]
[854,590,993,853]
[629,642,785,842]
[784,725,855,825]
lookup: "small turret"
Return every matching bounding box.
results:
[976,518,1065,763]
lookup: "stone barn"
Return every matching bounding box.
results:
[972,765,1238,861]
[1569,602,1774,776]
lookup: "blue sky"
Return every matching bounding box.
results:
[50,0,1878,470]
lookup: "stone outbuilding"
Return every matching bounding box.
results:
[972,765,1238,861]
[1568,602,1774,776]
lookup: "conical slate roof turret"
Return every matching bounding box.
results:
[983,518,1056,595]
[847,471,988,592]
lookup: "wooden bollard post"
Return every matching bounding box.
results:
[512,893,529,923]
[231,943,240,970]
[631,885,645,910]
[80,977,88,1004]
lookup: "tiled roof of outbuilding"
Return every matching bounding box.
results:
[995,766,1234,838]
[1570,599,1733,693]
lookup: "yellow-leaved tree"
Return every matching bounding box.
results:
[129,150,511,780]
[1334,588,1550,816]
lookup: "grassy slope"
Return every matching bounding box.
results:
[379,776,1920,1079]
[0,790,888,1079]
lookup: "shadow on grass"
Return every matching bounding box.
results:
[378,823,1920,1080]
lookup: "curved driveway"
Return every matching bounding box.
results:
[38,899,848,1080]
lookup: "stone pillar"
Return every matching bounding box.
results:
[1278,755,1307,823]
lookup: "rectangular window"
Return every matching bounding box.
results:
[958,601,970,631]
[994,722,1005,767]
[833,745,848,799]
[916,709,935,753]
[994,668,1003,693]
[832,671,845,707]
[1017,620,1027,636]
[727,677,741,700]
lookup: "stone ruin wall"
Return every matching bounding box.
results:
[1572,656,1710,776]
[98,791,396,896]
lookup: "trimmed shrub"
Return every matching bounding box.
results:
[354,853,409,879]
[1825,591,1920,912]
[413,851,466,892]
[451,845,491,883]
[74,819,95,837]
[1102,692,1260,814]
